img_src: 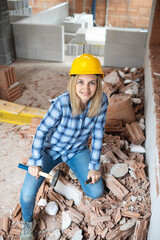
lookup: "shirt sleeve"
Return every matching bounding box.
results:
[28,98,62,167]
[89,93,108,170]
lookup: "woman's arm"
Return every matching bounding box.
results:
[28,98,62,168]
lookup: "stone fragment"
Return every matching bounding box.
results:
[131,196,137,202]
[62,211,72,230]
[124,79,132,84]
[132,98,141,104]
[125,89,133,95]
[72,229,83,240]
[124,67,129,72]
[129,170,137,179]
[132,85,138,95]
[130,67,137,73]
[120,218,126,225]
[139,118,144,124]
[118,70,125,78]
[47,229,61,240]
[38,199,47,207]
[103,71,121,86]
[110,163,128,178]
[125,140,129,150]
[138,123,145,131]
[120,218,136,231]
[45,201,59,216]
[130,144,146,153]
[134,77,140,83]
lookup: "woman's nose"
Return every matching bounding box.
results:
[83,84,89,90]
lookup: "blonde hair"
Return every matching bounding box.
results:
[67,75,103,118]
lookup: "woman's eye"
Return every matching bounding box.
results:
[78,80,83,84]
[90,81,96,85]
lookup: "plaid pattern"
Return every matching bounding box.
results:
[28,92,108,170]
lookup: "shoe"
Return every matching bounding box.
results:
[20,220,36,240]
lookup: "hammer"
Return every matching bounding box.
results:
[18,163,60,187]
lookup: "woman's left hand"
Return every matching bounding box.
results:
[87,170,101,184]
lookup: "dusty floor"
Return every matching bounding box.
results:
[0,56,104,218]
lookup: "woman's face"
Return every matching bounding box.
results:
[76,74,97,105]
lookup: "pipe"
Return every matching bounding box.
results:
[92,0,96,26]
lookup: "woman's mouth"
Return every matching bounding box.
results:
[81,92,90,96]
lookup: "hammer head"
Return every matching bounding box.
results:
[51,169,60,187]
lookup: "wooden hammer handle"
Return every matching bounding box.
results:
[18,163,53,180]
[39,171,53,180]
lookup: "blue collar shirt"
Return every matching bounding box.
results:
[28,92,108,170]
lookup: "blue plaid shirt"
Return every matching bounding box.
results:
[28,92,108,170]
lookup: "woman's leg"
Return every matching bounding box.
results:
[20,152,62,221]
[66,148,104,199]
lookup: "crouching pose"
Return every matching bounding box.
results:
[20,53,108,240]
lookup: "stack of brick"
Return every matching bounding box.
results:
[0,65,21,101]
[7,0,32,16]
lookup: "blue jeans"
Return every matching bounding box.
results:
[20,148,104,221]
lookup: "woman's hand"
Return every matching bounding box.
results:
[87,170,101,184]
[28,166,42,179]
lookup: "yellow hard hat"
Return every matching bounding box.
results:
[69,53,104,78]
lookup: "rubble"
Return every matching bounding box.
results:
[110,163,128,178]
[62,211,72,230]
[0,67,151,240]
[45,201,59,216]
[0,65,21,101]
[46,229,61,240]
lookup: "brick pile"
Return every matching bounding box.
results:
[0,67,151,239]
[0,65,21,102]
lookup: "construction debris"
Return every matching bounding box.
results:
[0,65,21,101]
[0,67,150,239]
[45,201,59,216]
[110,163,128,178]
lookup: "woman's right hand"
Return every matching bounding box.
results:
[28,166,42,179]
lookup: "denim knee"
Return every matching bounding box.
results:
[84,178,104,199]
[86,187,104,199]
[20,187,36,205]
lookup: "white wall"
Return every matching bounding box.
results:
[145,48,160,240]
[144,0,160,239]
[12,24,64,62]
[104,27,148,68]
[11,2,68,62]
[17,2,68,25]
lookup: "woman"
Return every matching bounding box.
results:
[20,54,108,240]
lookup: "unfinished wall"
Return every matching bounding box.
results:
[11,2,68,62]
[28,0,66,14]
[103,27,148,68]
[108,0,153,29]
[29,0,152,28]
[144,0,160,239]
[0,0,15,64]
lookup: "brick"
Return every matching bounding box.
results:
[0,217,10,233]
[103,174,129,200]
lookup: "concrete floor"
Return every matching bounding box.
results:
[0,56,104,217]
